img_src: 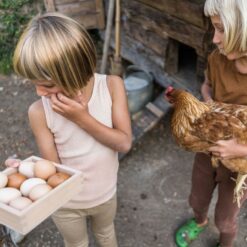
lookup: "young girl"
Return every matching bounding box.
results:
[11,12,132,247]
[175,0,247,247]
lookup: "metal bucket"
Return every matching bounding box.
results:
[124,65,154,114]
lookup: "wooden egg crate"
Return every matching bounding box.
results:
[0,156,84,234]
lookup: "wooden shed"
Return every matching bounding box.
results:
[104,0,213,93]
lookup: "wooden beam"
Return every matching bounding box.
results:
[164,38,179,75]
[44,0,56,11]
[95,0,105,29]
[135,0,206,29]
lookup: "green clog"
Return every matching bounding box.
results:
[175,218,208,247]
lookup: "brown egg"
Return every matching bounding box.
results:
[7,173,27,189]
[47,172,70,187]
[34,160,56,180]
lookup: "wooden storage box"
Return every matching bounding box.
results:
[44,0,105,29]
[0,156,84,234]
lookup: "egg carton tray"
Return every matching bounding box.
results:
[0,156,84,234]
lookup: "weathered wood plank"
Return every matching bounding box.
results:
[56,2,96,15]
[135,0,206,29]
[45,0,105,29]
[118,32,177,89]
[44,0,56,11]
[72,15,100,29]
[164,38,179,74]
[95,0,105,29]
[120,33,165,74]
[55,0,93,5]
[103,0,208,92]
[123,19,169,57]
[122,0,207,56]
[117,32,202,92]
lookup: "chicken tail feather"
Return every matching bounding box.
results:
[232,174,247,207]
[211,156,219,168]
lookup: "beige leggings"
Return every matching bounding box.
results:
[52,194,118,247]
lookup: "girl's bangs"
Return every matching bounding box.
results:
[204,0,220,17]
[14,33,51,81]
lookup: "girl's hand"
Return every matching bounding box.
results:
[5,158,21,168]
[208,139,247,159]
[50,93,90,126]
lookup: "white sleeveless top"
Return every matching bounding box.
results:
[42,73,119,209]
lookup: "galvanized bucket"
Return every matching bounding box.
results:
[124,65,154,114]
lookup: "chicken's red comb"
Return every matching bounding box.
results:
[165,86,174,96]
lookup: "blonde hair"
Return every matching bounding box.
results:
[204,0,247,54]
[13,12,97,96]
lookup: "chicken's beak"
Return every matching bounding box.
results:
[164,93,174,104]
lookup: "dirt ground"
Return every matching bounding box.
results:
[1,72,247,247]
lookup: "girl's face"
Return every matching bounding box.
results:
[32,80,63,97]
[211,15,225,54]
[211,15,247,60]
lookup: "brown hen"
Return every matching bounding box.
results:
[165,86,247,206]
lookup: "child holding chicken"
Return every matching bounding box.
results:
[175,0,247,247]
[7,12,132,247]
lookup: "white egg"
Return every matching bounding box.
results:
[9,196,32,210]
[20,178,46,196]
[18,161,35,178]
[0,187,21,204]
[0,172,8,188]
[29,184,52,201]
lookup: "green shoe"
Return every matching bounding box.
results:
[216,243,221,247]
[175,218,208,247]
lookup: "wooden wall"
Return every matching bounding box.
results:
[44,0,105,29]
[104,0,212,91]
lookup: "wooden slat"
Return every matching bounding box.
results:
[56,2,96,15]
[145,102,164,118]
[45,0,105,29]
[44,0,56,11]
[55,0,92,5]
[123,19,168,56]
[117,31,200,91]
[164,38,179,74]
[95,0,105,29]
[135,0,206,29]
[122,0,207,56]
[73,15,99,29]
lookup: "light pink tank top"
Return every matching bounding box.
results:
[42,73,119,209]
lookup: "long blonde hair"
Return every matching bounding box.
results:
[204,0,247,54]
[13,12,97,96]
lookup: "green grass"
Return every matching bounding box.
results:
[0,0,39,74]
